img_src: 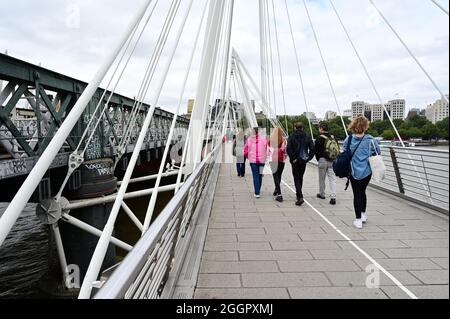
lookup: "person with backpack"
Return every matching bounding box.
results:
[287,123,315,206]
[315,122,339,205]
[269,127,287,203]
[244,127,268,199]
[340,116,381,229]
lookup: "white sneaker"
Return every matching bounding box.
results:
[254,195,261,199]
[353,219,363,229]
[361,213,368,224]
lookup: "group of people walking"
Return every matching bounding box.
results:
[232,115,381,229]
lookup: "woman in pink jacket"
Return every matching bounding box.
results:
[244,128,268,198]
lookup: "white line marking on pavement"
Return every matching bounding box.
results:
[281,180,419,300]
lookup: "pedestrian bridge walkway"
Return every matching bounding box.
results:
[186,163,449,299]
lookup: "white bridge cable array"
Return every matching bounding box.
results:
[328,0,435,202]
[301,0,349,137]
[144,0,209,234]
[203,0,233,158]
[369,0,448,104]
[270,0,289,133]
[55,0,160,200]
[283,0,315,138]
[0,0,156,247]
[55,0,183,289]
[117,0,183,162]
[78,0,196,299]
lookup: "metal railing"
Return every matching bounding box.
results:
[373,146,449,213]
[94,147,220,299]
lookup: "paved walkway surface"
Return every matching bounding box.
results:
[193,163,449,299]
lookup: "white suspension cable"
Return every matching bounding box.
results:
[118,0,181,154]
[188,0,226,171]
[270,0,289,134]
[0,0,155,247]
[264,0,278,120]
[175,0,220,194]
[144,0,207,233]
[370,0,448,103]
[329,0,434,203]
[302,0,349,137]
[259,0,268,105]
[74,17,143,154]
[204,0,230,155]
[79,0,193,299]
[329,0,406,147]
[118,0,181,156]
[430,0,449,15]
[81,2,157,156]
[209,0,235,155]
[234,52,285,135]
[283,0,315,138]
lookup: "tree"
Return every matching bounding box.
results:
[371,120,392,135]
[383,130,396,140]
[405,115,431,129]
[422,124,440,140]
[406,127,424,139]
[436,117,449,140]
[398,129,411,140]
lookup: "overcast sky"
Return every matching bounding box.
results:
[0,0,448,117]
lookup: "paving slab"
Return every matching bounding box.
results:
[193,163,449,299]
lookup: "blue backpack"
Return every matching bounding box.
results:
[333,135,364,189]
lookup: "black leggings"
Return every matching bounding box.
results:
[270,162,285,195]
[350,175,372,219]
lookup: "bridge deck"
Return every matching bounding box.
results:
[193,163,449,299]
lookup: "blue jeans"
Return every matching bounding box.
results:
[250,163,265,196]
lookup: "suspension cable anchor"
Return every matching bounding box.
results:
[36,197,70,225]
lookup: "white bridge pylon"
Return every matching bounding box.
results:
[0,0,447,300]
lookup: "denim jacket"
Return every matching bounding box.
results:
[343,134,381,180]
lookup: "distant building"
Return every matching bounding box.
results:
[371,104,384,122]
[426,95,449,124]
[210,99,243,123]
[343,109,353,119]
[385,99,406,120]
[352,99,405,122]
[407,108,423,120]
[352,101,367,120]
[325,111,337,121]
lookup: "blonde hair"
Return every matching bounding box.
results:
[348,116,370,134]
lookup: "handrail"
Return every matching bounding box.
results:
[373,146,449,213]
[94,147,220,299]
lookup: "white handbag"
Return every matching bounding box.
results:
[369,140,386,182]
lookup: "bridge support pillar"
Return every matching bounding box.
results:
[60,158,118,283]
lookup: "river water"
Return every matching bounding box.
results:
[0,203,49,298]
[0,189,174,298]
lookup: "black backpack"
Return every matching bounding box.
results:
[333,135,364,189]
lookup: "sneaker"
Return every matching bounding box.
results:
[353,219,363,229]
[273,191,279,197]
[254,194,261,199]
[361,213,368,224]
[276,195,284,203]
[317,194,326,200]
[295,198,304,206]
[330,198,337,206]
